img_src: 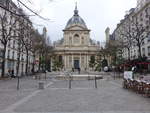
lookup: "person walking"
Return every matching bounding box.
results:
[11,69,15,78]
[78,68,80,74]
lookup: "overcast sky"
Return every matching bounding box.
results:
[14,0,137,43]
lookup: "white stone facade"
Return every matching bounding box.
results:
[137,0,150,9]
[0,0,34,76]
[53,6,100,71]
[112,1,150,61]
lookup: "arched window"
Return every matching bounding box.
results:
[74,34,79,37]
[74,34,80,44]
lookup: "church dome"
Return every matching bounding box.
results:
[65,5,87,29]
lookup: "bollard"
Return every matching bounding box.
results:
[17,76,20,90]
[95,76,97,88]
[39,82,44,89]
[45,72,47,80]
[114,71,116,80]
[69,75,72,89]
[88,76,90,80]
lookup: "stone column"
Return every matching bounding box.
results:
[68,55,71,70]
[87,54,89,70]
[64,55,66,70]
[84,55,86,70]
[50,57,53,71]
[80,36,81,45]
[68,55,70,70]
[86,54,87,69]
[72,54,74,68]
[66,55,68,70]
[80,53,81,69]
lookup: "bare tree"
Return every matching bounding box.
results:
[117,16,149,60]
[131,19,149,59]
[31,30,43,72]
[35,34,53,71]
[16,0,50,20]
[21,23,33,75]
[117,20,133,60]
[0,0,18,77]
[38,36,48,71]
[15,17,26,77]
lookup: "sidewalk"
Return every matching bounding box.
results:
[0,72,150,113]
[11,77,150,113]
[0,73,52,111]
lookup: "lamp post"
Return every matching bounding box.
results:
[112,66,115,80]
[95,76,97,88]
[17,57,24,90]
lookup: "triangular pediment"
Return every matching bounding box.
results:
[64,25,89,31]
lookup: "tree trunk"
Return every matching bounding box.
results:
[127,48,130,61]
[38,54,41,71]
[16,41,21,77]
[41,54,45,71]
[45,53,48,71]
[16,51,21,77]
[32,53,35,73]
[138,44,142,59]
[1,45,7,78]
[25,50,29,75]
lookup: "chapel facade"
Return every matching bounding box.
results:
[53,5,100,71]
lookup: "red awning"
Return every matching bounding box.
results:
[137,62,150,65]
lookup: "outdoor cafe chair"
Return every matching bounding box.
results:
[127,79,134,90]
[132,80,139,93]
[143,82,150,97]
[137,81,145,94]
[123,78,128,89]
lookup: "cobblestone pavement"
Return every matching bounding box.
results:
[0,73,52,111]
[0,72,150,113]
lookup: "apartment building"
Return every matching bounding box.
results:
[112,1,150,61]
[0,0,34,76]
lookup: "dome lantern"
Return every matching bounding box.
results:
[74,2,78,16]
[65,4,87,29]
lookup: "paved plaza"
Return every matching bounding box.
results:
[0,72,150,113]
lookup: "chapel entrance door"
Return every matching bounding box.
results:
[74,60,80,69]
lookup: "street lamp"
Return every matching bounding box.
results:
[112,65,115,80]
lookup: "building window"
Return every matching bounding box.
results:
[14,30,16,36]
[7,50,10,59]
[8,40,11,47]
[145,8,148,16]
[21,55,24,61]
[148,46,150,56]
[147,34,150,42]
[74,34,80,44]
[13,40,15,48]
[146,25,149,30]
[12,51,14,60]
[142,48,145,56]
[0,50,3,57]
